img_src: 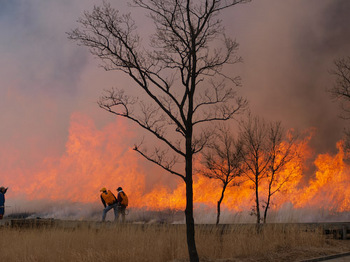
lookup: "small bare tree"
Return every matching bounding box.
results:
[239,115,271,224]
[329,56,350,119]
[68,1,249,261]
[263,123,299,223]
[328,56,350,149]
[240,115,300,224]
[200,125,245,225]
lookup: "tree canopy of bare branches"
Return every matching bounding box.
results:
[239,115,270,224]
[263,122,299,223]
[329,56,350,149]
[329,56,350,119]
[200,125,245,224]
[239,114,300,224]
[68,1,249,261]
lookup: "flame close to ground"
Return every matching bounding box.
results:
[1,112,349,216]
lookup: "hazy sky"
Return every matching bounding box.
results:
[1,0,350,204]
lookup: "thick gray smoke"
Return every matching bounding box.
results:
[224,0,350,157]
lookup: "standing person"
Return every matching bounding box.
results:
[0,186,8,220]
[100,187,118,222]
[116,187,128,223]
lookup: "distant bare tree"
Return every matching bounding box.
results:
[328,56,350,149]
[263,123,299,223]
[329,56,350,119]
[68,1,249,261]
[239,115,271,224]
[200,125,245,225]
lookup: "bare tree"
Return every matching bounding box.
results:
[328,56,350,149]
[240,115,301,224]
[329,56,350,119]
[200,125,245,225]
[68,1,248,261]
[263,123,299,223]
[239,115,270,224]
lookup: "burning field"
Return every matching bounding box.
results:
[1,112,350,223]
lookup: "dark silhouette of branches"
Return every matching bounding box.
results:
[239,114,271,224]
[200,124,245,224]
[328,56,350,150]
[263,123,300,223]
[239,114,301,224]
[68,1,249,261]
[329,56,350,119]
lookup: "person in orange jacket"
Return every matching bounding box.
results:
[116,187,128,223]
[100,187,118,222]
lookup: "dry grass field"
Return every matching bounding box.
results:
[0,222,349,262]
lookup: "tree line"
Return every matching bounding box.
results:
[199,114,302,225]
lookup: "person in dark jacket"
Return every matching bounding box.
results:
[100,187,118,222]
[116,187,128,223]
[0,186,8,219]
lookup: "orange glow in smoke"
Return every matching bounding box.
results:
[2,113,350,213]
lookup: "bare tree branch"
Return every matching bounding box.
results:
[133,142,185,180]
[98,88,186,157]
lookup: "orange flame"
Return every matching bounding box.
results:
[293,141,350,212]
[2,113,350,214]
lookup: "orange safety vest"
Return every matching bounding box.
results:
[118,191,128,207]
[101,190,117,205]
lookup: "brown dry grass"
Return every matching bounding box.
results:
[0,222,349,262]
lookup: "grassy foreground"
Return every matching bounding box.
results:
[0,222,349,261]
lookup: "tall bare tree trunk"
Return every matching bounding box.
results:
[185,136,199,262]
[185,178,198,262]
